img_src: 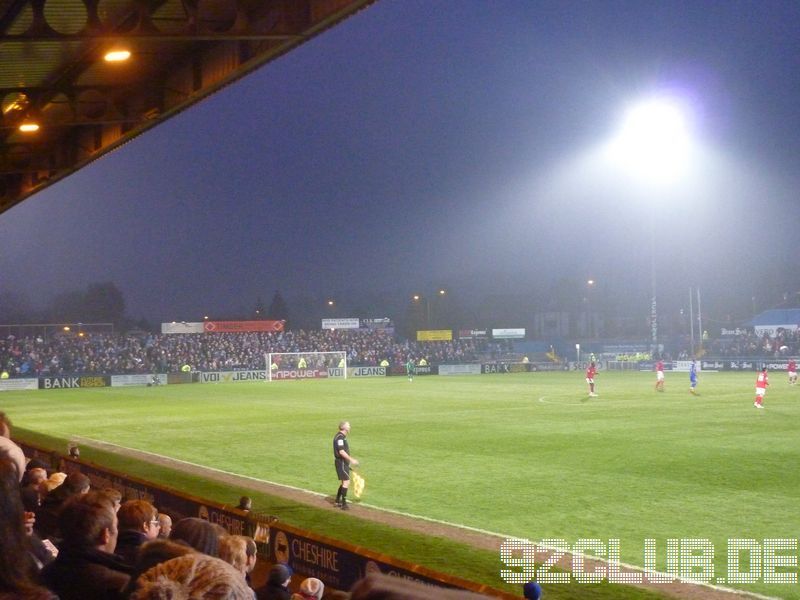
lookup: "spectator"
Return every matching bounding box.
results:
[170,517,220,556]
[157,512,172,538]
[123,538,195,598]
[40,491,132,599]
[523,582,542,599]
[0,458,56,599]
[115,500,161,565]
[256,563,292,600]
[0,412,26,481]
[219,535,249,576]
[291,577,324,600]
[131,553,253,600]
[36,471,91,540]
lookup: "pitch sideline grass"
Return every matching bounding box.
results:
[3,370,798,599]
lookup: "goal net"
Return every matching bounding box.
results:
[265,351,347,381]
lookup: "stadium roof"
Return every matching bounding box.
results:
[0,0,375,216]
[745,309,800,328]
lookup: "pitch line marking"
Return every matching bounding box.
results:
[538,396,587,406]
[75,436,779,600]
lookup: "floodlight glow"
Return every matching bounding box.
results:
[19,121,39,132]
[610,97,692,182]
[104,49,131,62]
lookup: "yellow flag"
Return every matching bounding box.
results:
[351,471,365,498]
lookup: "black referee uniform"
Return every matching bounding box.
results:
[334,430,350,508]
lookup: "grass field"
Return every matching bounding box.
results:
[3,370,799,599]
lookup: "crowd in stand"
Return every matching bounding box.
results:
[704,328,800,357]
[0,408,528,599]
[0,330,501,377]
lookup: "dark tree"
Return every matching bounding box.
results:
[267,291,290,326]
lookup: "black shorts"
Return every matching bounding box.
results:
[335,459,350,481]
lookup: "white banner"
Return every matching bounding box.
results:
[0,378,38,391]
[675,360,702,372]
[161,322,204,334]
[347,366,387,378]
[111,374,167,387]
[321,318,360,330]
[438,364,482,376]
[492,328,525,339]
[199,370,268,383]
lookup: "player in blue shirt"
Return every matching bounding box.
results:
[689,360,698,395]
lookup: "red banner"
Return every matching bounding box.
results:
[204,320,284,333]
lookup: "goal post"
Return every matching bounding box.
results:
[265,351,348,381]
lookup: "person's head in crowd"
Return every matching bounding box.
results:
[0,458,54,598]
[134,538,194,573]
[170,517,220,556]
[22,466,48,488]
[118,500,161,540]
[0,412,26,481]
[131,553,253,600]
[99,487,123,512]
[26,457,49,471]
[58,490,119,551]
[237,495,252,511]
[123,538,196,598]
[157,513,172,538]
[68,444,80,459]
[218,535,248,576]
[293,577,324,600]
[523,581,542,599]
[61,471,91,496]
[242,536,257,574]
[0,411,12,438]
[40,472,66,494]
[265,563,292,592]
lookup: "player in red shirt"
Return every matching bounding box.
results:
[655,360,665,392]
[755,366,768,408]
[788,359,797,385]
[586,362,597,397]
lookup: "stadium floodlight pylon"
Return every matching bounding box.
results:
[265,351,348,381]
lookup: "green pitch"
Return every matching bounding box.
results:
[3,370,798,599]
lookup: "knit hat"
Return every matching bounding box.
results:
[523,581,542,599]
[267,563,292,585]
[170,517,220,557]
[132,553,253,600]
[299,577,324,600]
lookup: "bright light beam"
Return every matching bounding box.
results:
[609,97,692,184]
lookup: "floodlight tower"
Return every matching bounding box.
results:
[613,97,691,356]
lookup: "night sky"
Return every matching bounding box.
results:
[1,0,799,326]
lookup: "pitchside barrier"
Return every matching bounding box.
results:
[18,358,791,393]
[14,439,517,598]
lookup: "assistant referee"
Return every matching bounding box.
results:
[333,421,359,510]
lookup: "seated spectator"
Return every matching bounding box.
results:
[0,458,56,599]
[115,500,161,565]
[256,563,292,600]
[99,487,123,513]
[36,471,91,540]
[40,491,133,600]
[170,516,220,556]
[131,553,253,600]
[0,411,26,481]
[291,577,324,600]
[123,538,195,598]
[219,535,249,576]
[157,512,172,538]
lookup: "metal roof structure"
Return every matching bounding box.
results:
[0,0,376,215]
